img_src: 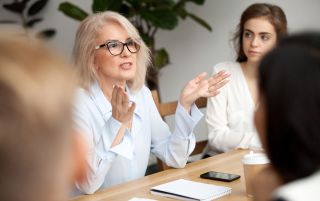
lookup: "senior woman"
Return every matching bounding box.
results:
[73,11,230,194]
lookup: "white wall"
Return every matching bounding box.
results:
[1,0,320,141]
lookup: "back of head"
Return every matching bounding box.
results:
[258,32,320,183]
[0,33,77,201]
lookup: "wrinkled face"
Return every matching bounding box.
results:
[254,97,267,149]
[242,17,277,63]
[94,21,138,84]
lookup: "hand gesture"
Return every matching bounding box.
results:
[111,85,136,124]
[180,70,230,112]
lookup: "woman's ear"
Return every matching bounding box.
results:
[71,131,87,184]
[93,56,100,71]
[94,64,99,71]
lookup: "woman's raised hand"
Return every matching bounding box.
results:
[179,70,230,112]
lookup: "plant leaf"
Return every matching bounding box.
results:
[0,20,18,24]
[186,12,212,31]
[119,4,132,17]
[58,2,88,21]
[92,0,123,12]
[174,4,187,19]
[141,9,178,30]
[140,32,153,47]
[28,0,48,16]
[25,18,43,27]
[186,0,205,5]
[37,28,56,39]
[2,0,30,14]
[154,48,170,69]
[126,0,141,9]
[150,0,175,8]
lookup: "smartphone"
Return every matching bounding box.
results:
[200,171,240,182]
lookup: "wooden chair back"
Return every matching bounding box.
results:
[151,90,208,170]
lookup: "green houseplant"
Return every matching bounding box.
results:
[0,0,55,39]
[59,0,212,90]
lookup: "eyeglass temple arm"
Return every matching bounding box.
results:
[95,44,106,50]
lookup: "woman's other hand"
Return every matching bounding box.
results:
[111,85,136,123]
[110,85,135,147]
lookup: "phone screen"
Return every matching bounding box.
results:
[200,171,240,182]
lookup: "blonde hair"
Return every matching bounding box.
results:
[73,11,151,91]
[0,33,77,201]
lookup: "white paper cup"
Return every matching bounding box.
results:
[242,152,269,197]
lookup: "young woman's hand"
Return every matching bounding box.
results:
[179,70,230,112]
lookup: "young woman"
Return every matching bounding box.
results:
[72,11,230,194]
[206,3,287,154]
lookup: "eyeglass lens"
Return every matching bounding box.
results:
[107,40,140,56]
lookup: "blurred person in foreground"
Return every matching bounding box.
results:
[0,32,86,201]
[253,32,320,201]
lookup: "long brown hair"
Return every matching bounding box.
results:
[233,3,288,62]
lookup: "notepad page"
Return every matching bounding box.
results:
[150,179,231,200]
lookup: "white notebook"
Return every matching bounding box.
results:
[150,179,231,201]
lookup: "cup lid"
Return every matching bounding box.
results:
[242,152,269,164]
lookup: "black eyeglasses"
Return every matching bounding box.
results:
[95,39,141,56]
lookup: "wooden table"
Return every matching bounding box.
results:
[71,149,251,201]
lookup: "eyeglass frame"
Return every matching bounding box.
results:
[94,38,141,56]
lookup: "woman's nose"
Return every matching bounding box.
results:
[120,45,131,57]
[250,36,259,47]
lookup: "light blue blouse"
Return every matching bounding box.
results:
[73,82,203,194]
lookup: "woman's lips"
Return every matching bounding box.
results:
[248,50,260,56]
[120,62,132,70]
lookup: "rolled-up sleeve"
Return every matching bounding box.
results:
[150,91,203,168]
